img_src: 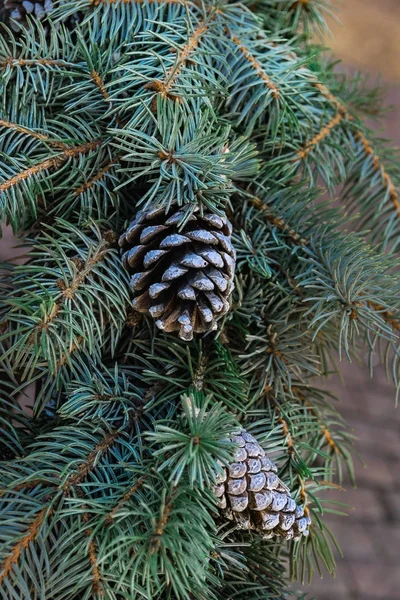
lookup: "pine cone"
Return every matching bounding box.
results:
[3,0,80,32]
[119,205,236,341]
[213,428,311,541]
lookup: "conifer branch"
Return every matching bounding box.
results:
[164,20,208,90]
[22,239,112,343]
[91,70,110,102]
[0,58,69,68]
[313,82,347,113]
[86,530,103,596]
[104,476,147,524]
[0,140,102,193]
[57,242,111,300]
[250,195,400,333]
[73,158,118,196]
[314,82,400,217]
[356,133,400,217]
[296,111,345,160]
[0,119,68,149]
[62,430,120,493]
[249,196,306,245]
[151,489,177,553]
[0,508,48,586]
[145,19,209,103]
[226,31,280,99]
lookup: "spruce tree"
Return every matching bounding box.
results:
[0,1,399,598]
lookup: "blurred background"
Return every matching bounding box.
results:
[0,1,399,599]
[299,1,400,599]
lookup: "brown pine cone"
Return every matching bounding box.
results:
[213,428,311,541]
[119,205,236,341]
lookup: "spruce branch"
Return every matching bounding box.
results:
[226,29,280,100]
[90,69,111,102]
[254,0,336,36]
[0,507,49,587]
[307,82,400,242]
[249,196,307,246]
[86,531,103,596]
[148,393,237,488]
[0,57,68,68]
[247,192,400,338]
[104,476,147,524]
[296,111,346,161]
[354,132,400,218]
[62,430,120,494]
[0,139,101,193]
[0,119,68,149]
[147,17,211,104]
[73,158,118,197]
[0,221,130,384]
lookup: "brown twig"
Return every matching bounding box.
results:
[62,431,120,494]
[0,119,68,149]
[104,476,147,524]
[226,31,280,99]
[57,242,110,300]
[297,111,346,161]
[86,530,103,596]
[151,490,177,553]
[249,196,306,246]
[0,58,68,68]
[0,508,48,585]
[91,71,110,102]
[0,140,101,193]
[314,82,400,217]
[356,133,400,217]
[26,239,111,343]
[145,19,208,108]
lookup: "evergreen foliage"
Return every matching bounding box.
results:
[0,0,399,598]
